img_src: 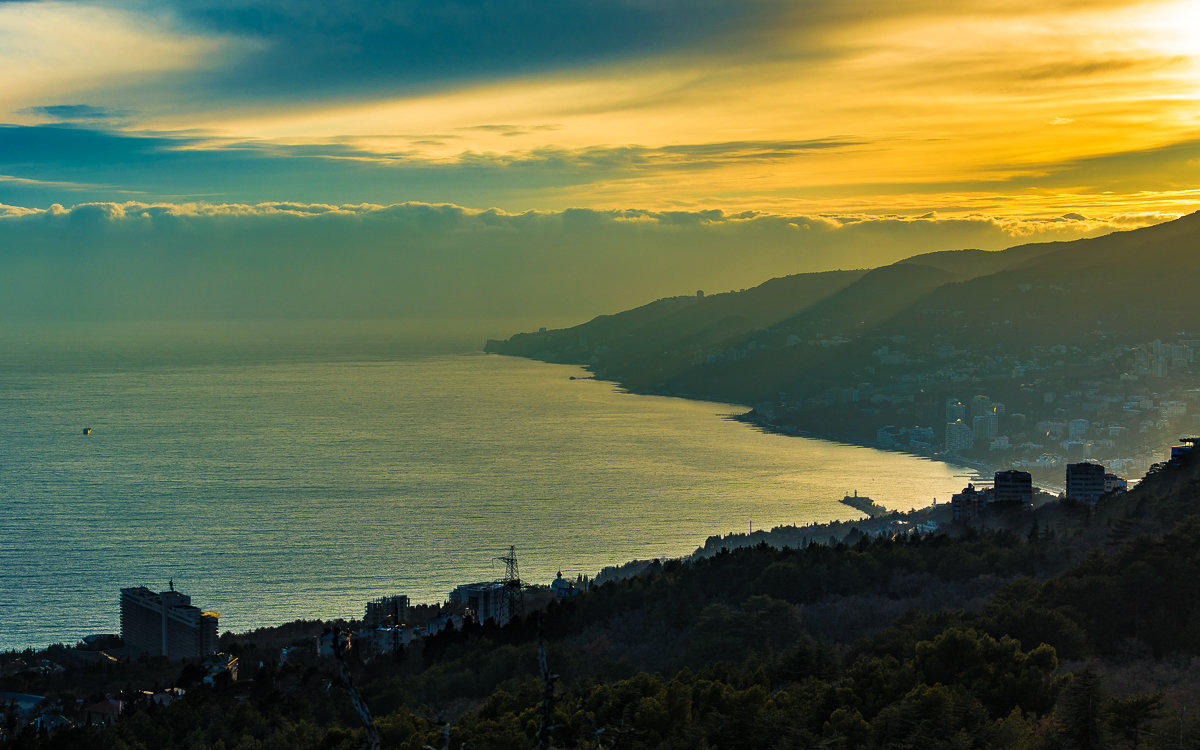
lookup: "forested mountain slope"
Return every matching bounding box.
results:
[487,212,1200,405]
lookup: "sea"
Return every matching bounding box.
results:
[0,322,969,651]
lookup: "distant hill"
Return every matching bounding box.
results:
[487,211,1200,406]
[486,268,866,393]
[901,211,1200,347]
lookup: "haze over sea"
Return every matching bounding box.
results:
[0,323,968,651]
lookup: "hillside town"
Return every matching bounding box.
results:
[748,335,1200,487]
[0,561,593,741]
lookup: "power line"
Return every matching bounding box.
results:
[497,545,525,623]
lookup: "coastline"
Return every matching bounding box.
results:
[8,350,973,654]
[533,355,1074,497]
[728,408,994,479]
[534,355,1002,490]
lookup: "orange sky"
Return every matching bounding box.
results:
[0,0,1196,222]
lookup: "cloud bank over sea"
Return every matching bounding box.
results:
[0,201,1166,327]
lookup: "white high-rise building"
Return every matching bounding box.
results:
[945,420,974,453]
[449,582,510,626]
[946,399,967,423]
[973,413,998,441]
[970,395,992,421]
[1068,418,1090,440]
[120,584,218,659]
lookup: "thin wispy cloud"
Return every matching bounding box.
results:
[18,103,130,123]
[0,173,111,190]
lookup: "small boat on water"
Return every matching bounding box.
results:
[82,427,92,435]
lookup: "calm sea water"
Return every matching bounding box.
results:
[0,325,969,650]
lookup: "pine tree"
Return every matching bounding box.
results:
[1054,668,1109,750]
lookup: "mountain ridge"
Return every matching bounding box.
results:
[487,210,1200,397]
[487,211,1200,476]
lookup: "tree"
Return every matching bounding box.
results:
[1053,668,1109,750]
[1105,692,1164,749]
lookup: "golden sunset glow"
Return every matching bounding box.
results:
[0,0,1196,222]
[0,1,230,113]
[90,0,1192,219]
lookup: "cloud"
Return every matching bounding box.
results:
[1,0,1195,223]
[461,124,562,138]
[0,123,869,205]
[0,124,867,211]
[3,121,1198,225]
[453,139,863,173]
[1015,56,1175,82]
[0,173,109,191]
[168,0,786,103]
[0,199,1168,327]
[0,2,233,115]
[18,103,131,125]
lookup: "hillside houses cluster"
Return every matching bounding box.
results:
[2,568,593,739]
[747,333,1200,492]
[871,337,1200,481]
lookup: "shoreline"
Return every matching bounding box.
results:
[728,409,994,478]
[558,359,1007,489]
[1,353,1009,654]
[4,495,952,656]
[550,357,1073,496]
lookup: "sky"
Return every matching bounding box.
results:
[1,0,1198,327]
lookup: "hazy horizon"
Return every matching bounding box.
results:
[3,0,1199,332]
[0,202,1179,330]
